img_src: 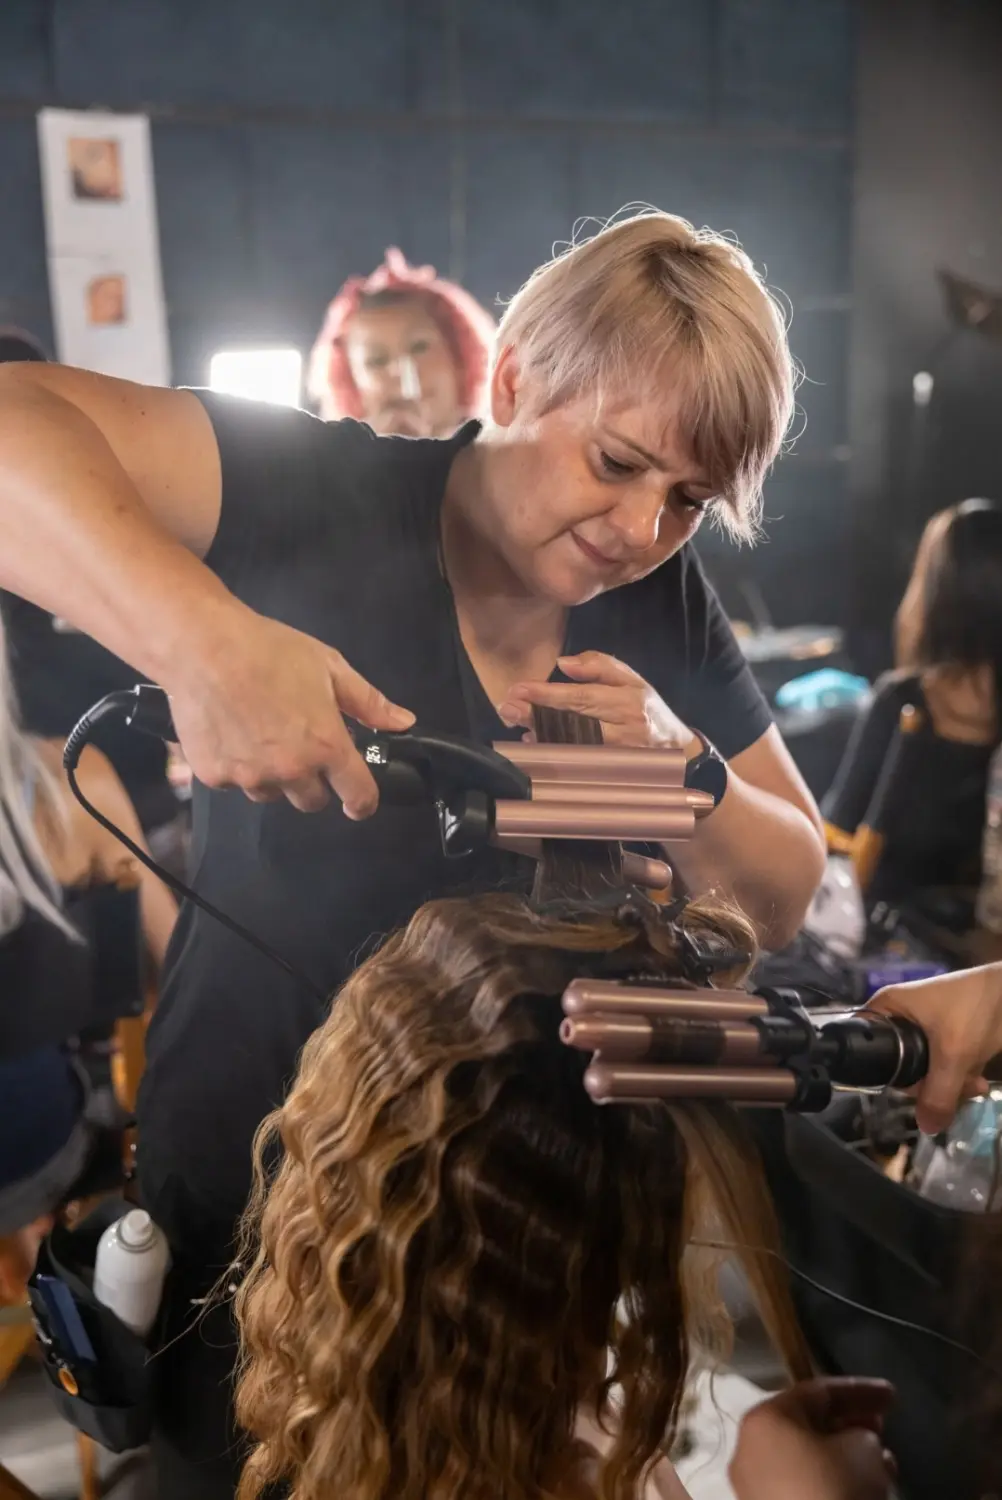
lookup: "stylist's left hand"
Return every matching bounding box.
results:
[497,651,697,751]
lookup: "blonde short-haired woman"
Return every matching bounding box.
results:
[0,209,827,1496]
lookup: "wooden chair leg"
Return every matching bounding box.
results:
[77,1434,100,1500]
[0,1318,35,1389]
[112,1016,147,1116]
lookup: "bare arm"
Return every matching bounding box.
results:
[0,362,226,670]
[74,747,179,967]
[0,364,412,813]
[34,739,178,966]
[668,726,826,951]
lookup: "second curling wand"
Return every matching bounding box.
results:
[560,980,930,1112]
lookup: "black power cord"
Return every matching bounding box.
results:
[693,1239,1000,1378]
[63,688,327,1004]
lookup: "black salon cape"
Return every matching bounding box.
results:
[137,397,771,1267]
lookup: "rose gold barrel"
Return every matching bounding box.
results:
[562,979,769,1021]
[494,742,686,785]
[530,781,700,808]
[687,789,716,820]
[561,1016,765,1065]
[583,1063,797,1105]
[494,801,696,842]
[621,853,672,888]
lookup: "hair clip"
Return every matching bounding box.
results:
[674,925,750,985]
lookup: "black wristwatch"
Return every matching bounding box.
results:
[683,730,728,810]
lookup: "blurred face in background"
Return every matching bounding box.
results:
[342,296,463,438]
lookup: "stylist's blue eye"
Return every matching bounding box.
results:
[599,451,635,478]
[676,490,711,513]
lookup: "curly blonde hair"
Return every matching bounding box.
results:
[234,882,810,1500]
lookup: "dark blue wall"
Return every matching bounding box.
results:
[0,0,853,625]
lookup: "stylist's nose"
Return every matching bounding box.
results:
[606,488,665,554]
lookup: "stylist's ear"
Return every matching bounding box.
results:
[490,344,521,428]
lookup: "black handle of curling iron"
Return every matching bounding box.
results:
[354,729,530,804]
[815,1012,929,1091]
[755,989,930,1095]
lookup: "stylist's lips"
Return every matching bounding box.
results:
[572,532,618,569]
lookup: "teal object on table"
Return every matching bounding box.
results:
[775,668,870,714]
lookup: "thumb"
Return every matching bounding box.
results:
[768,1378,894,1435]
[814,1378,895,1436]
[328,652,414,732]
[915,1041,970,1136]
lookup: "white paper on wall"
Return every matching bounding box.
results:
[36,109,170,386]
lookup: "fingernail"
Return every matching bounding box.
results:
[388,705,415,727]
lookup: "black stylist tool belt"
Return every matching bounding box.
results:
[30,1199,153,1453]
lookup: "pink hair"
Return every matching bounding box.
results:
[307,248,496,421]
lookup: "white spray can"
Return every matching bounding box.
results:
[93,1209,170,1339]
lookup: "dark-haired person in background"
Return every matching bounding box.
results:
[0,330,187,873]
[825,498,1002,908]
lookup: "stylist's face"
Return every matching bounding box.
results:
[483,347,718,606]
[343,300,462,438]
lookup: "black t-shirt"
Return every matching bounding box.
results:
[824,671,994,901]
[138,395,771,1262]
[0,594,179,833]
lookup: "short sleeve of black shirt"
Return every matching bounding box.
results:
[194,390,371,590]
[675,547,772,761]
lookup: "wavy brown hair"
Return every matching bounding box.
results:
[234,717,810,1500]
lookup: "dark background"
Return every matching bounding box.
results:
[847,0,1002,674]
[0,0,1000,663]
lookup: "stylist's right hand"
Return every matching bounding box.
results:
[164,607,414,816]
[729,1379,896,1500]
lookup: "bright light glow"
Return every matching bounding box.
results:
[912,370,934,407]
[208,348,302,407]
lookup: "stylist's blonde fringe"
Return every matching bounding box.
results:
[497,206,799,542]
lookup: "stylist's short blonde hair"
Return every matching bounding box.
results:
[497,209,796,540]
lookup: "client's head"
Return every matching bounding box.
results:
[235,718,806,1500]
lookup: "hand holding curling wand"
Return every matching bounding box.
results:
[559,981,936,1111]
